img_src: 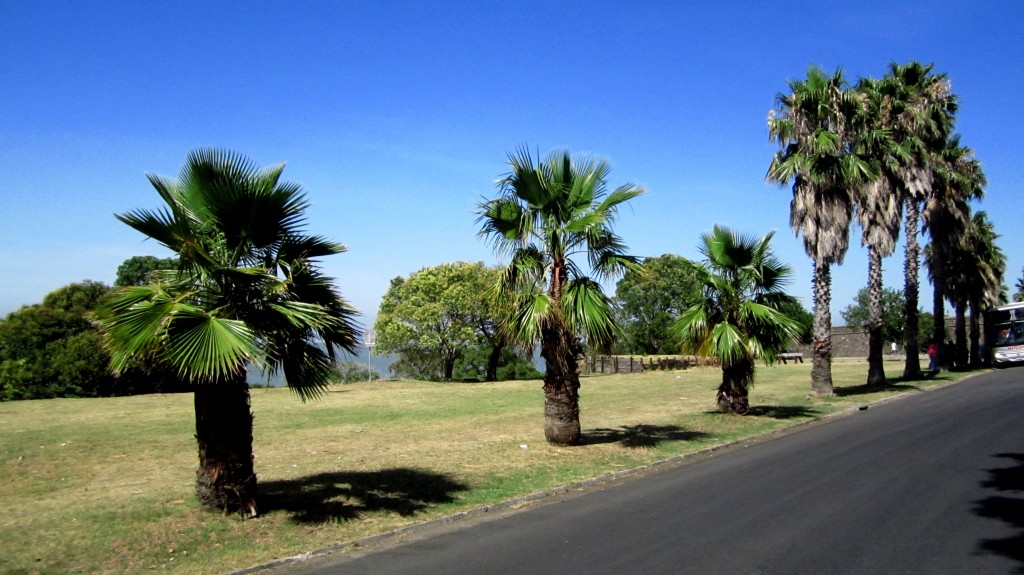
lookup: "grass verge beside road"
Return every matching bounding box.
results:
[0,361,972,574]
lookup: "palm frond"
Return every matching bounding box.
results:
[562,278,618,350]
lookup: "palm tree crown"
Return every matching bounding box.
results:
[477,148,643,352]
[100,149,360,398]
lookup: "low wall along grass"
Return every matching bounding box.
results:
[0,360,971,574]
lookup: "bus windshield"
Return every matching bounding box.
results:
[992,308,1024,347]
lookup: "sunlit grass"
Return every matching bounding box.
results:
[0,360,972,574]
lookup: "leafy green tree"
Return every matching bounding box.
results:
[1015,268,1024,302]
[97,149,360,516]
[477,148,643,445]
[672,226,800,414]
[115,255,179,287]
[841,287,908,346]
[612,254,701,354]
[768,66,866,397]
[0,281,115,400]
[374,262,506,381]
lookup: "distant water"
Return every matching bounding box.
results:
[247,349,395,387]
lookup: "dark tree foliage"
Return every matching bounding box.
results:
[775,297,814,345]
[115,255,179,287]
[452,345,542,381]
[0,282,113,400]
[613,254,702,354]
[0,280,187,401]
[43,280,112,312]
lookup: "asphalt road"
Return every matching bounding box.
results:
[273,367,1024,575]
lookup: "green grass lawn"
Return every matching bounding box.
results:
[0,360,972,574]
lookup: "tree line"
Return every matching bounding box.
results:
[767,62,1008,393]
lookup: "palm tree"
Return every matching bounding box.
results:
[671,226,801,414]
[476,148,643,445]
[873,62,957,380]
[1015,269,1024,302]
[850,77,898,386]
[923,136,985,367]
[956,212,1006,367]
[97,149,360,516]
[768,66,867,397]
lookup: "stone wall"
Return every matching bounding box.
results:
[587,318,969,371]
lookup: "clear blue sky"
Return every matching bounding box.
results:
[2,1,1021,332]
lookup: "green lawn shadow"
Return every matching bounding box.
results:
[259,468,470,524]
[582,424,708,448]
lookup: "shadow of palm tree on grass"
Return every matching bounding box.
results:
[582,424,708,448]
[259,468,470,524]
[745,405,819,419]
[973,453,1024,571]
[699,405,819,418]
[832,383,921,397]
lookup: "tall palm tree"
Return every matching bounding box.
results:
[97,149,360,516]
[873,62,957,380]
[672,226,801,414]
[768,66,867,397]
[850,77,898,386]
[1015,269,1024,302]
[924,136,985,366]
[956,212,1006,367]
[476,148,643,446]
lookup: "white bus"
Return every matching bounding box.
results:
[986,301,1024,365]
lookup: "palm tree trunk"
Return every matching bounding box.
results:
[194,374,257,517]
[902,202,923,379]
[866,247,887,386]
[717,359,752,414]
[810,261,834,397]
[968,297,981,368]
[540,323,582,445]
[932,270,947,367]
[954,301,968,369]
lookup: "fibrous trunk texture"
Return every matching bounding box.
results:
[932,273,946,356]
[541,323,582,446]
[810,262,834,397]
[969,298,982,368]
[717,359,752,414]
[902,203,922,379]
[954,302,968,369]
[194,375,257,517]
[866,247,887,386]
